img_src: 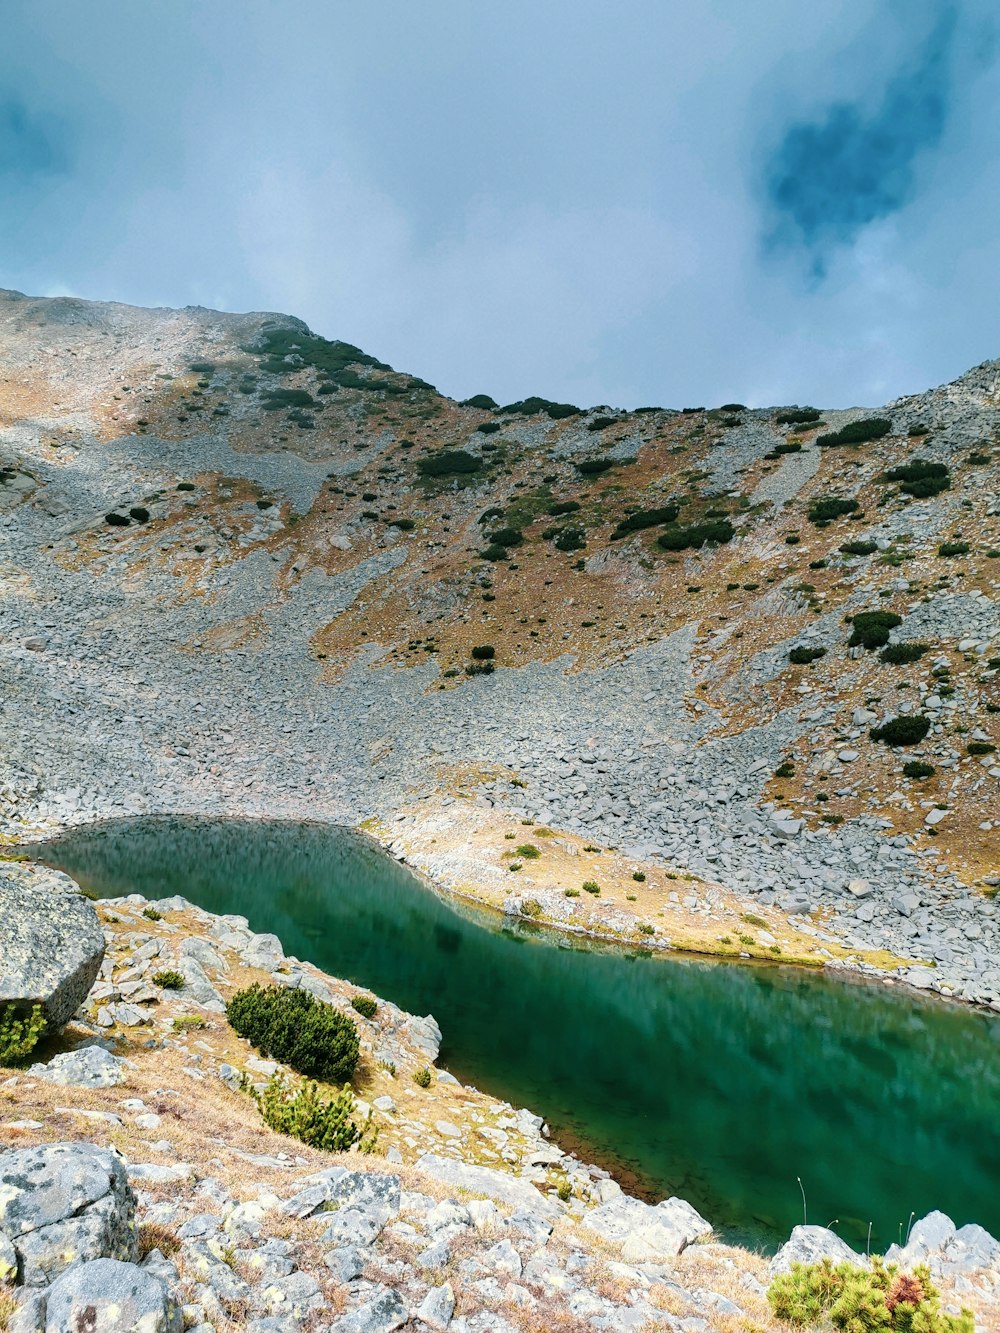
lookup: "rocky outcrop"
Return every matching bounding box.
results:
[11,1257,183,1333]
[0,864,104,1029]
[0,1142,137,1287]
[29,1044,127,1087]
[581,1184,713,1261]
[770,1223,867,1273]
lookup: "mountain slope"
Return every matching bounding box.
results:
[0,287,998,1004]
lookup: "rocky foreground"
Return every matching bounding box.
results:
[2,862,999,1331]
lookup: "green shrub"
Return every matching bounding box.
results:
[471,644,495,660]
[773,441,802,454]
[564,888,581,897]
[257,1074,374,1152]
[226,983,360,1084]
[775,762,795,778]
[937,541,970,557]
[848,611,903,650]
[816,417,892,447]
[742,913,768,928]
[476,421,501,434]
[776,407,821,424]
[388,517,415,530]
[516,844,541,858]
[632,871,646,882]
[501,396,580,419]
[789,646,826,665]
[462,393,498,410]
[967,451,991,465]
[968,741,996,755]
[464,660,495,676]
[720,402,746,412]
[260,388,315,411]
[885,459,950,498]
[414,1067,432,1088]
[153,970,185,990]
[487,527,523,548]
[903,761,935,779]
[880,642,928,664]
[416,449,481,477]
[582,880,601,895]
[0,1003,46,1067]
[587,416,619,431]
[656,519,734,550]
[637,923,655,936]
[870,715,931,746]
[767,1256,972,1332]
[575,458,614,476]
[610,504,680,540]
[172,1015,206,1032]
[480,544,510,562]
[553,527,586,551]
[547,500,581,516]
[351,995,378,1019]
[142,906,162,921]
[839,540,877,556]
[808,496,859,524]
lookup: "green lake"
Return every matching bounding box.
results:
[29,815,1000,1252]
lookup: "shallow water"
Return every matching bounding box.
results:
[31,815,1000,1250]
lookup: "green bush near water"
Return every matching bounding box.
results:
[256,1074,376,1153]
[0,1003,46,1066]
[351,995,378,1019]
[226,983,359,1084]
[767,1257,973,1332]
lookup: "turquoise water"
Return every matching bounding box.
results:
[30,815,1000,1251]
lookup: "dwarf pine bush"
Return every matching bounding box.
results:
[257,1074,376,1153]
[0,1003,46,1067]
[767,1257,973,1332]
[227,983,359,1084]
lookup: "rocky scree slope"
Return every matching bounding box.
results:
[2,867,997,1332]
[0,288,998,1008]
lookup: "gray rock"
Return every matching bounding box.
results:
[770,1225,865,1274]
[324,1245,367,1282]
[415,1154,559,1220]
[331,1286,409,1333]
[0,1141,137,1287]
[0,865,105,1029]
[414,1281,455,1330]
[939,1223,1000,1274]
[29,1044,127,1087]
[241,933,285,971]
[885,1210,956,1266]
[582,1194,712,1262]
[40,1257,183,1332]
[0,1229,17,1285]
[408,1014,442,1061]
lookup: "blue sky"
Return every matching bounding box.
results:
[1,1,997,409]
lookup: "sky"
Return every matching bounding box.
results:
[1,1,998,410]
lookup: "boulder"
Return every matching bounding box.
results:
[582,1193,712,1261]
[770,1224,865,1274]
[0,865,105,1029]
[407,1014,442,1062]
[415,1154,560,1220]
[19,1257,182,1332]
[0,1141,137,1287]
[29,1044,127,1087]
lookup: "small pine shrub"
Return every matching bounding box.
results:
[848,611,903,650]
[776,407,821,424]
[462,393,498,410]
[581,880,601,895]
[0,1002,46,1067]
[742,913,768,928]
[172,1015,206,1032]
[471,644,496,660]
[414,1067,432,1088]
[481,544,510,562]
[564,888,581,897]
[816,417,892,447]
[903,761,935,779]
[587,416,619,431]
[575,458,615,476]
[720,402,747,412]
[142,906,163,921]
[789,646,826,665]
[487,527,523,548]
[767,1257,973,1332]
[476,421,501,434]
[637,923,655,936]
[553,526,586,552]
[516,844,541,858]
[153,970,185,990]
[501,396,580,419]
[226,983,359,1084]
[257,1075,373,1152]
[967,451,991,465]
[351,995,378,1019]
[967,741,996,755]
[775,762,795,778]
[937,541,970,557]
[632,871,646,882]
[547,500,581,516]
[870,715,931,746]
[808,496,859,524]
[656,519,734,550]
[840,540,877,556]
[416,449,481,477]
[886,459,950,498]
[880,642,928,664]
[610,504,680,540]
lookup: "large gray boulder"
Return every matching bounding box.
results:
[14,1257,183,1333]
[0,1141,137,1287]
[581,1191,712,1261]
[770,1224,866,1274]
[0,864,105,1029]
[29,1044,127,1088]
[415,1153,560,1220]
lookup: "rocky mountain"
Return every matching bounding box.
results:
[0,286,997,1003]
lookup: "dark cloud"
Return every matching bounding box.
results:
[0,99,68,178]
[763,11,956,267]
